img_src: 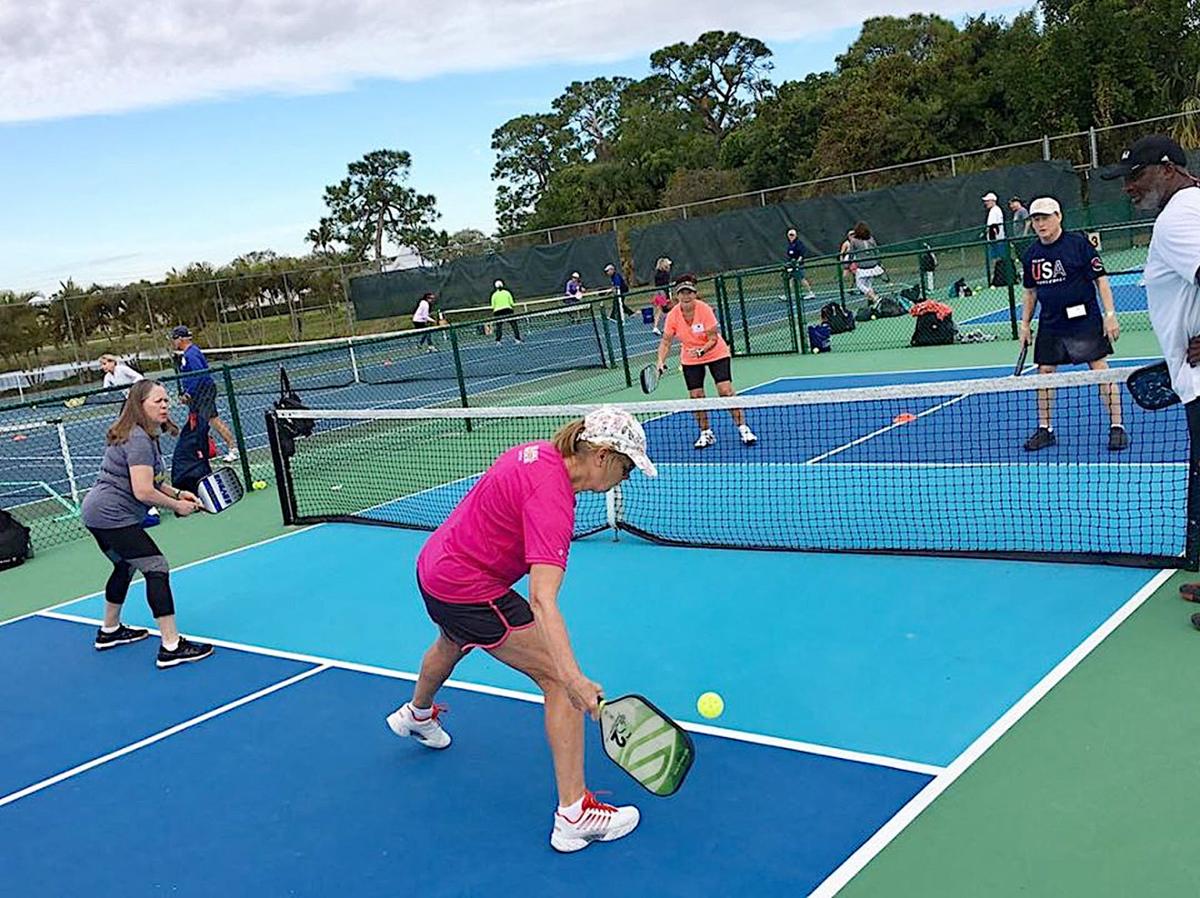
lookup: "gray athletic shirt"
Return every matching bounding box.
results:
[847,235,880,267]
[81,425,165,529]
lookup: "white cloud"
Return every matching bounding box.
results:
[1,0,1013,122]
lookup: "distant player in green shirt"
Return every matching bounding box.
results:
[490,279,522,344]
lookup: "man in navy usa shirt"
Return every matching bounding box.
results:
[1018,197,1126,451]
[171,325,238,461]
[785,228,816,299]
[604,263,633,320]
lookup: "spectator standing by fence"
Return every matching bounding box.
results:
[785,229,817,299]
[604,264,633,320]
[171,326,237,462]
[983,192,1008,285]
[1009,197,1032,237]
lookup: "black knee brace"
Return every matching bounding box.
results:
[105,562,135,605]
[143,571,175,619]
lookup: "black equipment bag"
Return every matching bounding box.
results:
[0,510,32,571]
[911,312,957,347]
[821,302,856,334]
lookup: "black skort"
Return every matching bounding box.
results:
[1033,328,1113,367]
[682,356,733,391]
[187,380,220,421]
[417,574,535,651]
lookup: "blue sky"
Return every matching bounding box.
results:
[0,2,1020,295]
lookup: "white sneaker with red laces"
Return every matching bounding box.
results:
[386,702,451,749]
[550,791,640,853]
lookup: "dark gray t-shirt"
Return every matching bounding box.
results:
[81,425,165,529]
[847,235,880,267]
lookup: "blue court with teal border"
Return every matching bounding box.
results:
[0,363,1169,897]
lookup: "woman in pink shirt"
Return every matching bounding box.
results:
[386,406,657,853]
[654,276,758,449]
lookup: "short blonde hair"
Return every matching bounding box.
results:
[99,353,119,365]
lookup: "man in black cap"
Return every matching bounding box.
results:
[1102,134,1200,621]
[171,325,238,461]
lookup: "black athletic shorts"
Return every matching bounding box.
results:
[682,356,733,391]
[1033,327,1113,367]
[417,574,535,651]
[187,380,220,421]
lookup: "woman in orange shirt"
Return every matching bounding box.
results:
[654,276,758,449]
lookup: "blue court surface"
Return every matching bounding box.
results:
[0,364,1170,897]
[962,271,1147,325]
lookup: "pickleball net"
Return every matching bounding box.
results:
[265,366,1197,569]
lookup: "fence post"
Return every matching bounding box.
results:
[735,273,751,354]
[836,261,847,307]
[1089,127,1099,169]
[338,265,357,336]
[1005,241,1019,340]
[950,155,957,177]
[220,365,254,489]
[1042,135,1051,161]
[784,268,804,354]
[714,276,734,349]
[850,173,857,193]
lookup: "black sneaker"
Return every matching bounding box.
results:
[1108,425,1130,451]
[156,637,214,669]
[1191,612,1200,631]
[1024,427,1056,451]
[94,624,150,651]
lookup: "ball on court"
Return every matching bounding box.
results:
[252,480,267,491]
[696,692,724,719]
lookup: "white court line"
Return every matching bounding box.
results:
[0,663,330,809]
[808,566,1174,898]
[37,610,943,777]
[0,525,321,628]
[804,394,971,465]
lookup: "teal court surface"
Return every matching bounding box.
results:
[0,363,1177,897]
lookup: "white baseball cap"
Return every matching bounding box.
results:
[981,192,998,202]
[494,279,504,289]
[1028,197,1062,216]
[579,406,657,477]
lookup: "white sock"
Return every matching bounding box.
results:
[408,702,432,719]
[101,624,119,634]
[557,795,584,820]
[162,637,180,651]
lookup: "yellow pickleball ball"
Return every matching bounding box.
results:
[252,480,268,491]
[696,692,724,719]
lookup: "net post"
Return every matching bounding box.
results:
[264,410,297,525]
[220,365,254,488]
[589,303,608,368]
[348,339,361,384]
[612,296,633,387]
[784,267,804,354]
[735,273,751,354]
[606,486,620,541]
[55,420,79,505]
[447,326,473,432]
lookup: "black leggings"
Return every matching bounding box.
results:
[87,525,175,619]
[493,308,520,342]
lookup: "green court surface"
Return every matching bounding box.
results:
[4,328,1195,897]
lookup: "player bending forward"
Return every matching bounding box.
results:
[386,407,657,852]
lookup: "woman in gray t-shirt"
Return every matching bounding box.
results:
[847,221,885,307]
[80,380,213,668]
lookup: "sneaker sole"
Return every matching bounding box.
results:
[94,633,150,650]
[550,815,640,853]
[386,711,451,749]
[156,648,214,669]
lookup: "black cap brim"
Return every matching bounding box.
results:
[1099,163,1135,181]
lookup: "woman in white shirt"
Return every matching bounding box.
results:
[412,292,438,352]
[99,355,144,392]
